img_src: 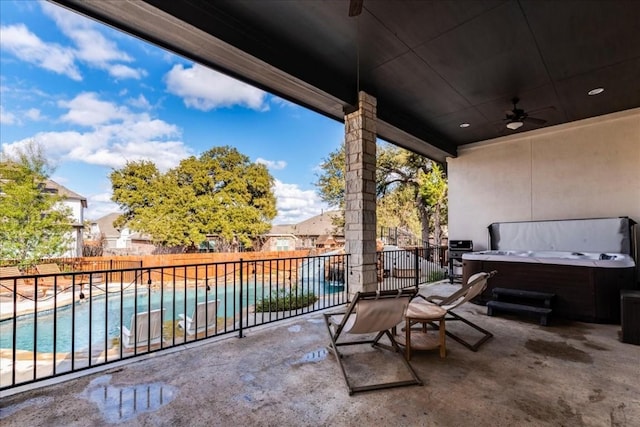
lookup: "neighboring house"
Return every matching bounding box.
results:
[262,211,344,252]
[44,180,87,258]
[89,212,156,255]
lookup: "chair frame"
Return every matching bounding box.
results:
[35,263,75,293]
[122,308,166,349]
[178,299,220,337]
[1,266,46,300]
[417,271,497,351]
[323,288,422,395]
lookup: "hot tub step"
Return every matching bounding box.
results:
[492,287,555,308]
[487,301,553,326]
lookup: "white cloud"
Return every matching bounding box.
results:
[2,4,147,83]
[0,106,43,125]
[165,64,268,111]
[0,24,81,80]
[256,157,287,170]
[0,106,17,124]
[128,94,151,110]
[59,92,130,127]
[85,192,121,221]
[25,108,42,121]
[2,93,188,172]
[108,64,147,80]
[273,180,328,224]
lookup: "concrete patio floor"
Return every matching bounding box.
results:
[1,282,639,426]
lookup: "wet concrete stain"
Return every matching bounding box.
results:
[295,348,328,365]
[581,341,610,351]
[610,403,627,427]
[79,374,177,424]
[513,396,584,425]
[0,396,53,419]
[240,373,256,382]
[588,388,605,402]
[524,339,593,363]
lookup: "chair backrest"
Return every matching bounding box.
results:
[440,271,495,310]
[191,300,219,330]
[339,289,416,335]
[0,266,25,287]
[35,263,62,275]
[36,263,73,289]
[130,308,165,343]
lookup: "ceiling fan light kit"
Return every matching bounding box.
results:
[506,121,524,130]
[504,97,548,130]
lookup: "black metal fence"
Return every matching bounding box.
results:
[0,247,450,391]
[377,246,448,291]
[0,253,348,391]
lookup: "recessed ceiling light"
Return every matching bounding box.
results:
[588,87,604,96]
[459,123,470,128]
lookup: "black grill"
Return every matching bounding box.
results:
[448,240,473,283]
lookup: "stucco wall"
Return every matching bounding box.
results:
[447,108,640,252]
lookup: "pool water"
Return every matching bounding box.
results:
[1,279,344,354]
[0,284,262,353]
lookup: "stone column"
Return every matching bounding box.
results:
[344,91,377,296]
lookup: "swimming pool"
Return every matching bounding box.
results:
[0,278,345,354]
[0,284,261,353]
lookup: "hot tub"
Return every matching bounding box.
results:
[462,218,638,323]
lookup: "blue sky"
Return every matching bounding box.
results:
[0,0,344,224]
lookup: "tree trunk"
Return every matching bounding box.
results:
[416,194,430,245]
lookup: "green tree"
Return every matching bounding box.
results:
[110,146,277,251]
[376,143,448,245]
[315,141,448,245]
[377,185,421,237]
[417,162,448,247]
[316,144,346,210]
[0,142,73,266]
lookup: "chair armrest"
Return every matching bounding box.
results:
[425,295,446,304]
[122,326,131,338]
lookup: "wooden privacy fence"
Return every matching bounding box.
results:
[50,251,313,285]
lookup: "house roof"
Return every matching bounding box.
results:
[94,212,154,242]
[93,212,122,238]
[45,179,88,208]
[268,211,343,237]
[52,0,640,163]
[268,224,296,236]
[292,211,343,237]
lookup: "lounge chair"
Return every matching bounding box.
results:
[323,288,422,395]
[0,266,45,300]
[412,270,497,351]
[178,300,220,337]
[35,263,75,293]
[122,308,166,349]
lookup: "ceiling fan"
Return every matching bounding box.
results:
[504,97,547,130]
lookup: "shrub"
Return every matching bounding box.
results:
[255,288,319,312]
[427,270,447,282]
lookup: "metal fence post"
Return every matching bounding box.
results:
[238,258,244,338]
[414,247,419,289]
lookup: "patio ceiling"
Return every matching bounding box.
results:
[51,0,640,162]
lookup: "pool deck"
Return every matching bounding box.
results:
[1,281,639,426]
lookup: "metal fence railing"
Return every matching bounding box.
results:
[0,246,451,391]
[0,253,348,391]
[377,246,449,291]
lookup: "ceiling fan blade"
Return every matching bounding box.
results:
[349,0,363,16]
[523,116,547,125]
[526,105,556,116]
